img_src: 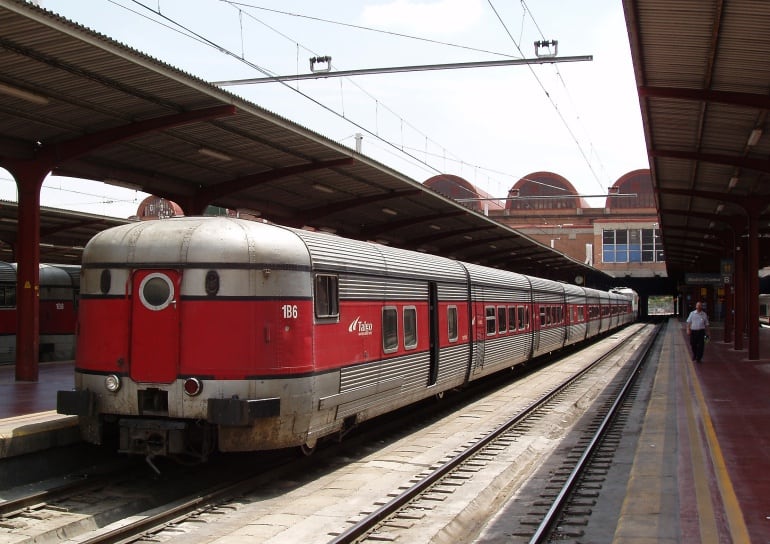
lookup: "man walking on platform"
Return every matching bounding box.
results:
[686,301,710,363]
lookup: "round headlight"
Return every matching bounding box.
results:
[105,374,121,392]
[184,377,202,397]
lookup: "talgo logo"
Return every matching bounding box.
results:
[348,316,374,336]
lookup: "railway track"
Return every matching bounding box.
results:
[0,324,654,544]
[330,322,660,543]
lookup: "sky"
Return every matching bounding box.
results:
[0,0,649,218]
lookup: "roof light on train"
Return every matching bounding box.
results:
[104,374,121,392]
[184,377,203,397]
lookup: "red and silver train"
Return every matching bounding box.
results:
[0,262,79,363]
[58,217,635,461]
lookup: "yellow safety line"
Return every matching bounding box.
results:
[685,353,751,543]
[680,352,718,543]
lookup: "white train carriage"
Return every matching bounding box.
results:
[463,263,534,379]
[59,216,633,459]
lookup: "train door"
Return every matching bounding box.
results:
[129,270,180,383]
[532,302,540,354]
[562,292,569,346]
[472,289,486,375]
[428,282,439,386]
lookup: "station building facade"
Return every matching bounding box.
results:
[135,170,664,281]
[426,170,665,280]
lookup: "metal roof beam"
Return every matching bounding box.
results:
[299,189,422,224]
[639,86,770,109]
[187,157,354,215]
[657,188,770,216]
[360,211,471,239]
[651,149,770,174]
[407,225,498,246]
[46,105,237,164]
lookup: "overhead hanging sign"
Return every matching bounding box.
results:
[684,273,723,285]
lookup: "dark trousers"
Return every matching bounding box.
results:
[690,329,706,361]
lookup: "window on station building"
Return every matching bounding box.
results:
[603,228,665,263]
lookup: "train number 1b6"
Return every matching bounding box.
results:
[281,304,298,319]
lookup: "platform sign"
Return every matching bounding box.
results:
[684,273,723,285]
[720,259,733,285]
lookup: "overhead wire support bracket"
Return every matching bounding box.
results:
[212,55,592,86]
[309,55,332,73]
[534,40,558,58]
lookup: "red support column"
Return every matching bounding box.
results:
[734,241,745,352]
[723,282,733,343]
[747,207,760,360]
[8,162,48,381]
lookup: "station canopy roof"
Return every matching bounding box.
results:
[0,200,130,264]
[624,0,770,278]
[0,0,605,283]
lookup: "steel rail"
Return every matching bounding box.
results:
[528,322,662,543]
[0,459,140,519]
[329,324,653,544]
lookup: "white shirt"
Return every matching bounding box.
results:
[687,309,709,331]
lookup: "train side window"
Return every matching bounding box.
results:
[497,306,507,333]
[578,306,585,322]
[383,307,398,353]
[447,306,458,343]
[314,274,339,318]
[0,286,15,307]
[539,306,547,327]
[404,306,417,350]
[508,306,516,332]
[485,306,496,335]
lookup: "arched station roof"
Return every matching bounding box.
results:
[423,174,505,213]
[0,0,602,282]
[606,169,655,209]
[507,172,589,211]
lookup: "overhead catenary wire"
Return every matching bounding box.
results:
[114,0,608,206]
[123,0,457,183]
[489,0,610,195]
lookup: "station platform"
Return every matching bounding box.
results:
[615,320,770,543]
[0,324,769,542]
[0,361,79,459]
